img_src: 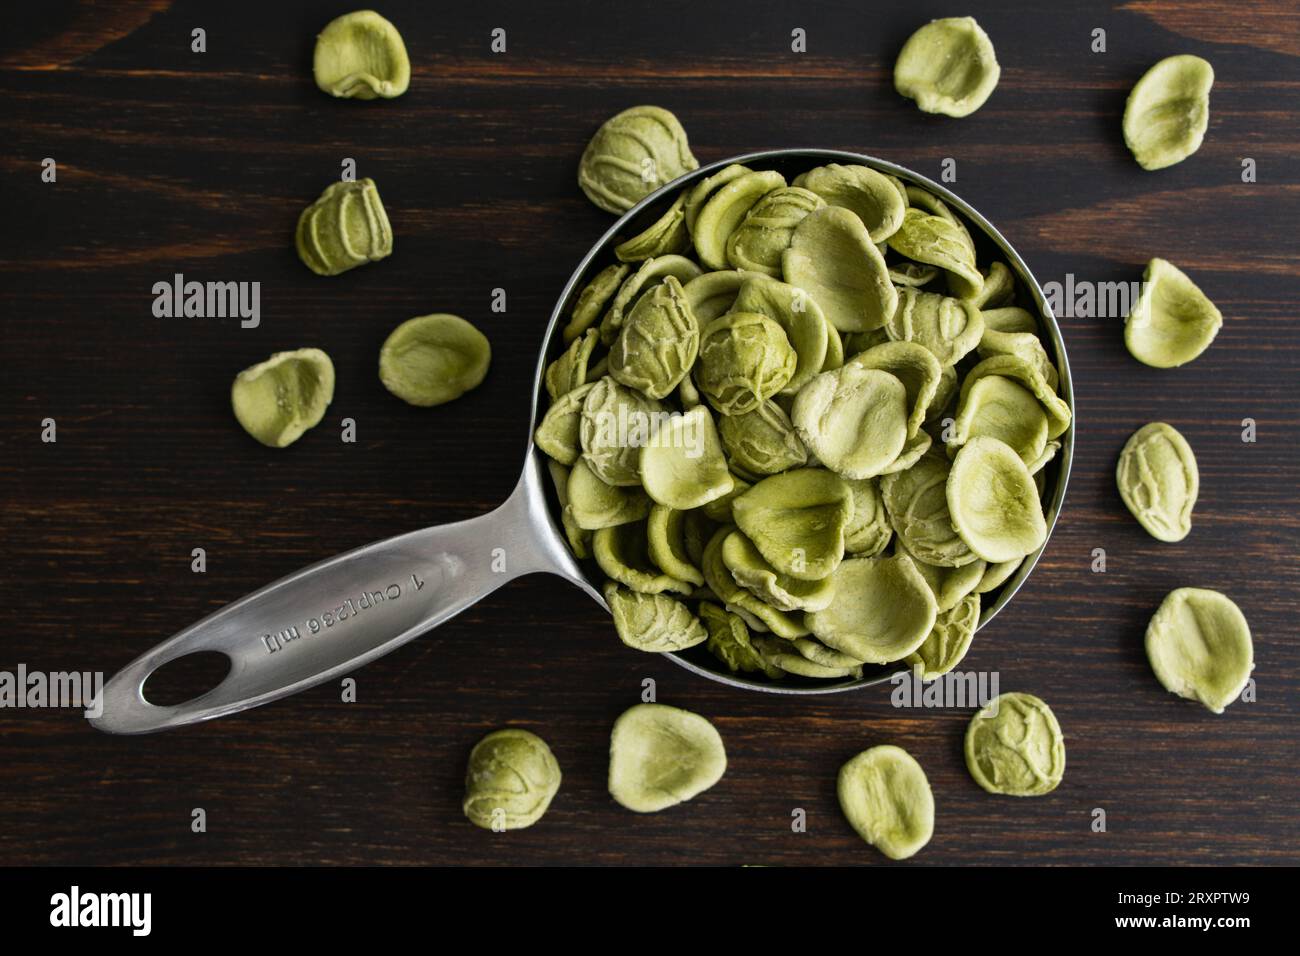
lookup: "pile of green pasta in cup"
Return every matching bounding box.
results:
[538,111,1072,685]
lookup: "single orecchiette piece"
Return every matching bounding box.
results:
[783,206,898,332]
[646,504,706,588]
[1124,258,1222,368]
[905,593,981,680]
[605,583,707,653]
[792,164,906,243]
[566,459,651,530]
[231,348,335,448]
[615,194,690,262]
[379,314,491,408]
[887,207,983,299]
[720,530,835,612]
[847,340,943,440]
[534,382,595,465]
[1116,422,1199,542]
[1123,55,1214,171]
[599,254,702,346]
[886,288,985,366]
[700,601,773,675]
[842,477,893,557]
[462,729,561,831]
[894,17,1000,118]
[837,745,935,860]
[965,692,1066,796]
[806,553,937,663]
[578,106,699,214]
[579,376,664,486]
[313,10,410,100]
[1145,588,1253,714]
[717,399,807,476]
[296,178,393,276]
[947,436,1047,563]
[696,312,798,415]
[564,263,629,342]
[609,275,700,399]
[881,451,979,568]
[608,703,726,812]
[792,365,909,479]
[725,186,825,276]
[732,468,853,581]
[639,405,734,510]
[730,276,830,395]
[949,374,1050,467]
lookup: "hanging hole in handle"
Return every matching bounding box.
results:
[142,651,232,706]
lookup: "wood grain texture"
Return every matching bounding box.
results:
[0,0,1297,866]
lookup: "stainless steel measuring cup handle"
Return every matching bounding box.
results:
[90,452,599,734]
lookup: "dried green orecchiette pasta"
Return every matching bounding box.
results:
[379,314,491,407]
[537,159,1069,682]
[721,529,835,612]
[605,582,707,652]
[566,459,651,530]
[894,17,1000,118]
[947,437,1047,563]
[313,10,410,100]
[717,400,807,475]
[594,521,693,596]
[784,206,897,331]
[1117,422,1199,542]
[546,460,591,559]
[1123,55,1214,171]
[792,164,905,243]
[838,745,934,860]
[296,178,393,276]
[608,703,726,812]
[609,274,699,399]
[599,254,702,346]
[579,376,663,486]
[1145,588,1253,714]
[231,348,335,448]
[646,504,705,588]
[886,288,984,366]
[807,553,937,663]
[692,170,786,271]
[463,729,561,830]
[793,365,909,479]
[534,382,595,465]
[731,276,830,395]
[726,186,824,275]
[578,106,698,214]
[696,311,797,414]
[639,405,734,510]
[905,593,981,680]
[700,601,772,675]
[881,451,978,568]
[965,692,1065,796]
[1124,258,1222,368]
[887,208,983,299]
[564,263,629,342]
[842,477,893,557]
[615,194,690,262]
[732,468,853,581]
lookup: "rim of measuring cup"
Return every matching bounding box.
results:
[533,148,1075,695]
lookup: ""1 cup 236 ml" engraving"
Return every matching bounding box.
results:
[260,572,426,654]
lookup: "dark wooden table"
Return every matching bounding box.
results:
[1,0,1297,866]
